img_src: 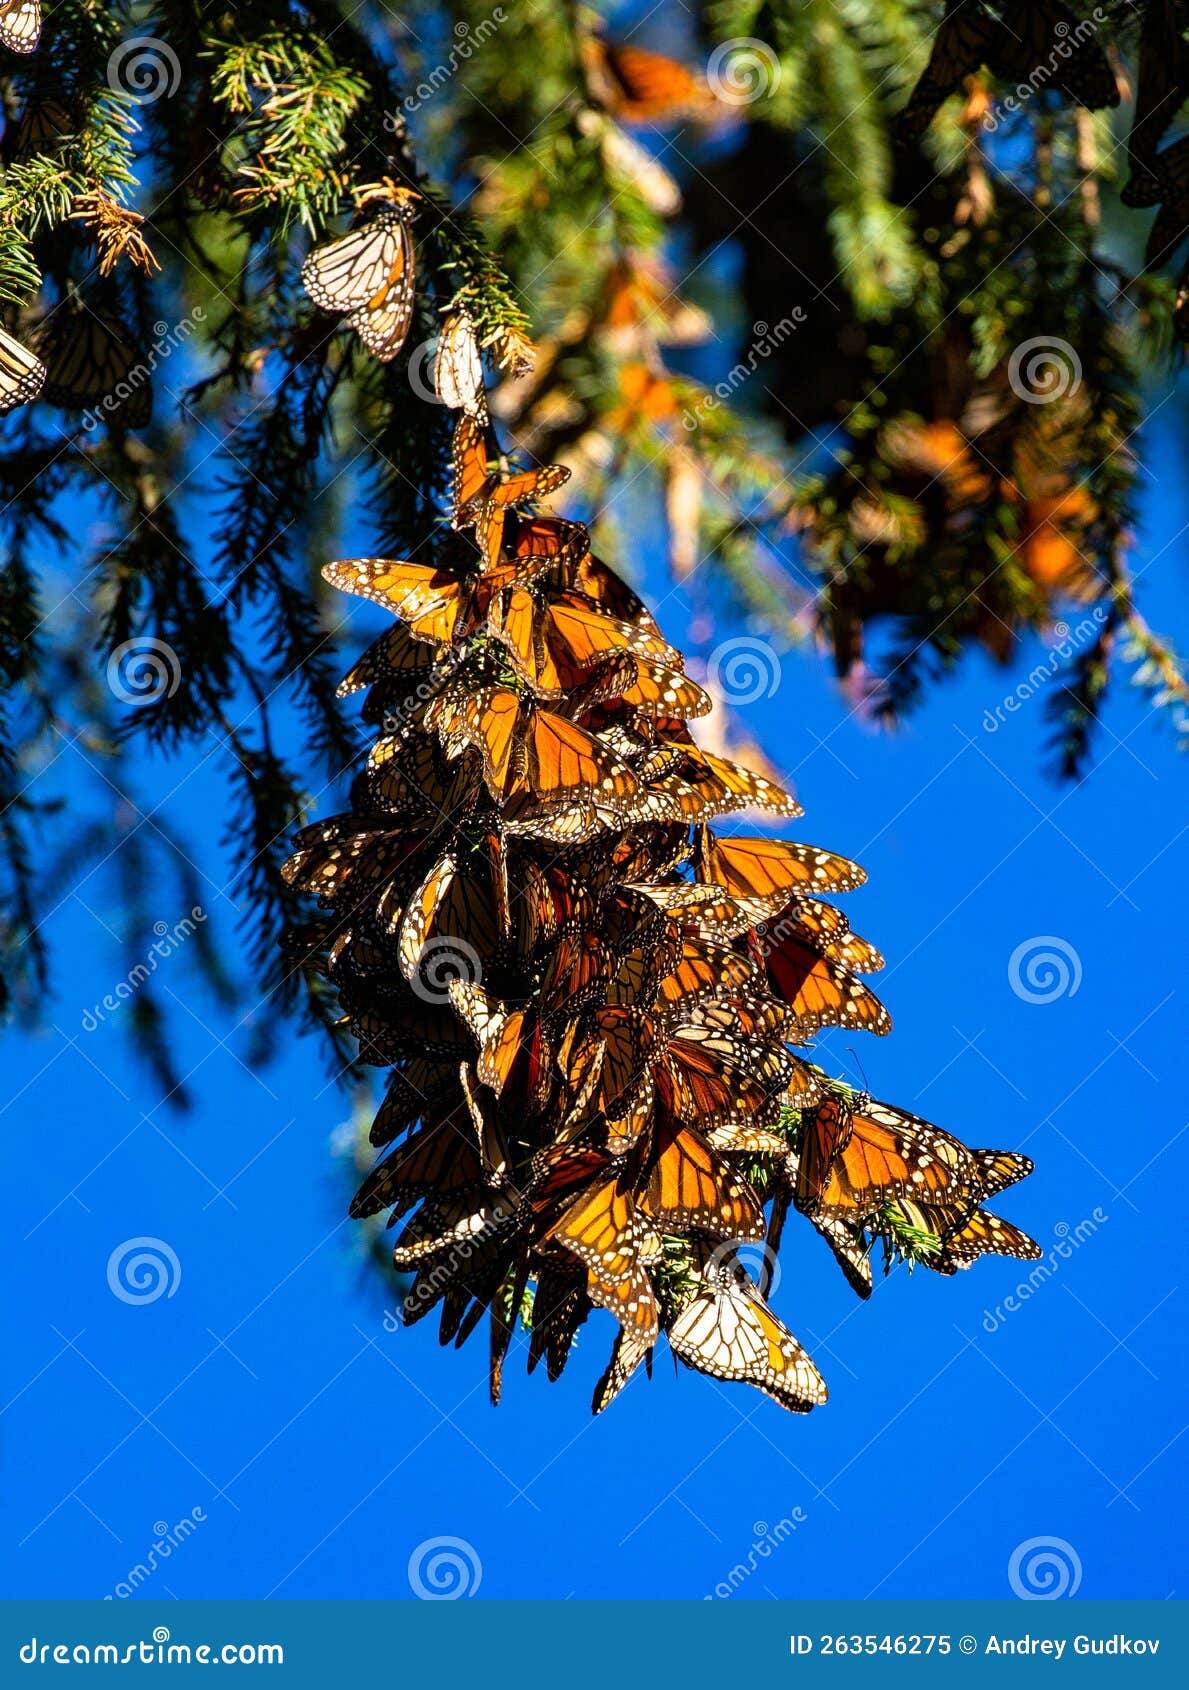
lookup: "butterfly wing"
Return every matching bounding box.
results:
[667,1251,827,1412]
[0,0,40,54]
[0,325,45,414]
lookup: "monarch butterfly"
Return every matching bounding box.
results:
[795,1092,981,1219]
[667,1245,827,1413]
[752,921,891,1038]
[368,1059,458,1146]
[581,1004,661,1114]
[896,0,1119,146]
[0,324,45,414]
[671,743,801,818]
[0,0,39,54]
[779,897,885,974]
[12,95,73,156]
[433,308,487,418]
[390,1193,517,1268]
[885,1197,1042,1273]
[698,829,867,898]
[526,1267,591,1383]
[809,1208,875,1300]
[323,540,558,648]
[655,1027,785,1132]
[580,33,713,125]
[448,980,539,1100]
[280,817,397,897]
[1122,1,1189,206]
[452,413,571,570]
[350,1101,486,1219]
[546,1175,661,1342]
[302,188,419,361]
[434,684,642,810]
[336,620,442,698]
[638,1117,766,1241]
[488,584,698,707]
[38,307,151,427]
[592,1323,655,1413]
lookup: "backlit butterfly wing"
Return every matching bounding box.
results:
[323,557,468,645]
[368,1059,458,1146]
[889,1198,1042,1273]
[350,1101,485,1219]
[391,1194,516,1267]
[526,1265,590,1380]
[336,621,442,698]
[667,1247,827,1412]
[810,1209,874,1299]
[0,325,45,414]
[760,928,891,1037]
[780,897,886,973]
[677,746,801,817]
[547,1176,660,1341]
[592,1323,653,1413]
[0,0,40,54]
[440,686,524,796]
[802,1095,981,1218]
[397,851,456,966]
[700,830,866,898]
[970,1148,1034,1197]
[794,1093,856,1212]
[39,310,151,426]
[639,1118,765,1241]
[525,707,640,806]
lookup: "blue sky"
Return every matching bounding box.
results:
[3,379,1186,1604]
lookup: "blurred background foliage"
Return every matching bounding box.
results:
[0,0,1186,1084]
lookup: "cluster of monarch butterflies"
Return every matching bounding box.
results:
[282,312,1041,1416]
